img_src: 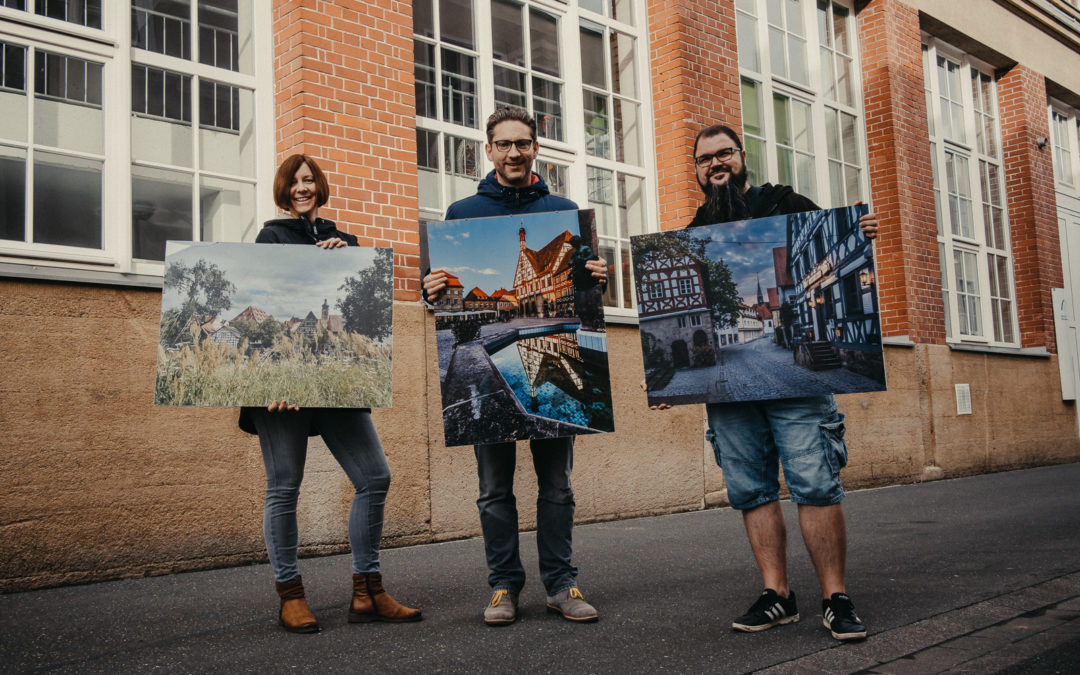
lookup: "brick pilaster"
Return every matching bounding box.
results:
[858,0,944,343]
[273,0,420,300]
[647,0,742,231]
[997,64,1061,351]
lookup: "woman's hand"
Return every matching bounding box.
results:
[586,257,608,284]
[316,237,348,249]
[640,379,672,410]
[424,270,448,303]
[268,399,300,412]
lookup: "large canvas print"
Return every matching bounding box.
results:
[633,204,886,407]
[155,241,393,408]
[425,210,614,447]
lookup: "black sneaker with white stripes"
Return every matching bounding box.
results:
[822,592,867,641]
[732,589,799,632]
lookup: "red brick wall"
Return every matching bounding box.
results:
[998,64,1061,351]
[648,0,742,231]
[858,0,944,343]
[273,0,420,300]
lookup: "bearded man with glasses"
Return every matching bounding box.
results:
[422,107,607,626]
[656,124,878,642]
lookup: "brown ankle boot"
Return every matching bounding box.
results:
[274,576,320,633]
[348,572,422,623]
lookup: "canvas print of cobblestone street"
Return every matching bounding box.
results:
[426,210,614,447]
[633,205,886,406]
[154,241,393,408]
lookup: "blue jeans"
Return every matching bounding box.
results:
[251,408,390,583]
[475,437,578,596]
[706,395,848,511]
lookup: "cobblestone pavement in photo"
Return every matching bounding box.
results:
[654,337,884,403]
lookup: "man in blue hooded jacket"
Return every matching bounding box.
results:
[423,107,607,626]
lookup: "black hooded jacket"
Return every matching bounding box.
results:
[687,183,819,229]
[237,215,361,435]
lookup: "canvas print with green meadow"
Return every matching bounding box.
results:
[154,241,393,408]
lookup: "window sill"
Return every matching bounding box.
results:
[948,342,1050,358]
[0,262,163,289]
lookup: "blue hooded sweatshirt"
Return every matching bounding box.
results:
[445,170,578,219]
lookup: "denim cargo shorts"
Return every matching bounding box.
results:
[705,395,848,510]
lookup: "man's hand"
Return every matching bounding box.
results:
[423,270,448,303]
[586,257,608,284]
[315,237,348,249]
[854,202,878,240]
[640,378,672,410]
[268,399,300,412]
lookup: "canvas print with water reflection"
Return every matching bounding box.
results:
[154,241,393,408]
[425,210,614,447]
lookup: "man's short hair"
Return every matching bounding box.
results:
[486,106,538,143]
[273,154,330,213]
[693,124,743,158]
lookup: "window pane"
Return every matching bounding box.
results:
[580,21,606,89]
[614,98,639,164]
[588,166,614,236]
[736,9,759,73]
[583,90,609,158]
[611,32,636,99]
[441,48,477,128]
[617,172,645,236]
[132,164,192,261]
[34,62,103,154]
[440,0,474,49]
[741,78,762,136]
[611,0,633,25]
[417,129,440,209]
[493,65,527,109]
[491,0,524,67]
[536,160,567,197]
[0,145,25,241]
[201,175,255,243]
[132,0,191,60]
[34,151,102,249]
[530,9,560,77]
[532,76,562,141]
[415,42,436,119]
[200,82,254,177]
[198,0,243,72]
[414,0,433,38]
[1,45,27,143]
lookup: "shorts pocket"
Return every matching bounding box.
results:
[705,428,722,468]
[819,412,848,474]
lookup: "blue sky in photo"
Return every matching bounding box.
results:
[162,241,386,321]
[426,211,582,295]
[688,213,787,305]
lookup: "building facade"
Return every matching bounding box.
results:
[2,0,1080,591]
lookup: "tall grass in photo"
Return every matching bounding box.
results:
[155,329,392,408]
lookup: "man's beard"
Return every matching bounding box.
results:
[699,167,749,224]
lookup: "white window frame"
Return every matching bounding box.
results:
[0,3,273,284]
[414,0,658,318]
[923,35,1018,347]
[1050,101,1080,193]
[735,0,868,207]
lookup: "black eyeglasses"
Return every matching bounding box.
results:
[492,138,535,153]
[694,147,740,167]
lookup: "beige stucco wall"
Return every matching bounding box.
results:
[1,278,1078,592]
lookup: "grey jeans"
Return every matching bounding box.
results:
[475,436,578,596]
[250,408,390,583]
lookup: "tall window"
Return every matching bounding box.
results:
[414,0,656,314]
[1050,105,1079,190]
[0,2,268,278]
[923,37,1017,345]
[735,0,864,205]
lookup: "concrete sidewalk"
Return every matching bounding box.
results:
[3,464,1079,674]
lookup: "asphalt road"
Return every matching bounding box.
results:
[2,464,1079,673]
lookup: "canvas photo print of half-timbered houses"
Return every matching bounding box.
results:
[154,241,393,408]
[632,204,886,407]
[425,210,614,447]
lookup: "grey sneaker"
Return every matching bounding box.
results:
[546,587,599,623]
[483,589,518,626]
